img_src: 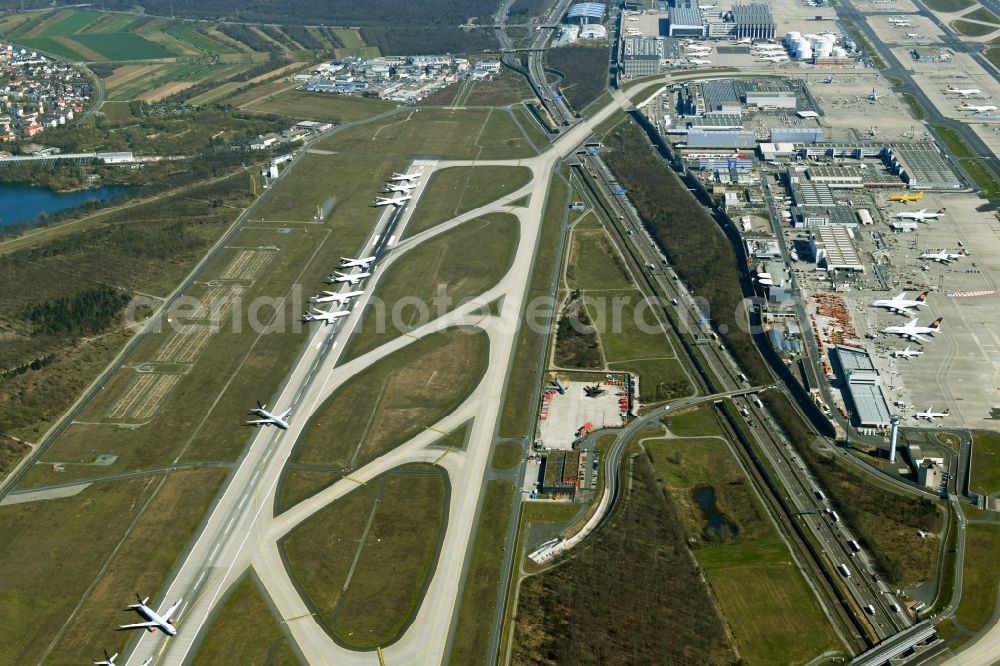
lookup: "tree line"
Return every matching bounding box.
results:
[22,285,131,337]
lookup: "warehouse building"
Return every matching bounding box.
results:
[622,36,663,77]
[886,143,965,190]
[689,113,744,130]
[831,345,892,429]
[745,91,796,109]
[809,225,864,272]
[687,127,756,148]
[668,3,705,37]
[539,450,582,496]
[730,3,776,40]
[566,2,606,24]
[771,127,824,144]
[791,205,858,228]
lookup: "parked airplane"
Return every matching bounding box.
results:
[246,402,291,429]
[914,406,949,421]
[389,172,421,182]
[758,54,789,62]
[822,75,834,83]
[687,58,712,65]
[946,85,982,96]
[310,289,364,305]
[303,308,350,325]
[327,270,371,285]
[94,652,150,666]
[340,256,376,269]
[385,181,417,193]
[961,103,998,112]
[868,88,883,102]
[896,208,945,221]
[891,346,923,359]
[881,316,943,343]
[920,248,968,263]
[871,290,928,314]
[551,378,568,394]
[737,36,752,44]
[905,32,920,38]
[118,594,181,636]
[891,221,919,232]
[374,194,412,207]
[889,191,924,202]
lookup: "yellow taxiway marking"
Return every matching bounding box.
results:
[377,646,386,666]
[343,476,368,486]
[281,612,316,624]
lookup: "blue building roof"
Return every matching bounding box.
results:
[567,2,607,20]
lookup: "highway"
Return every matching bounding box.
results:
[123,82,649,666]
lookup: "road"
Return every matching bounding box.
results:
[123,81,650,666]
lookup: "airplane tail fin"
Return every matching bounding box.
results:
[944,409,950,415]
[937,208,946,214]
[929,317,943,329]
[915,290,928,302]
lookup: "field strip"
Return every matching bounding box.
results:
[175,326,214,363]
[137,81,196,102]
[132,374,182,420]
[188,287,226,319]
[208,289,245,324]
[52,35,103,61]
[221,250,254,279]
[109,373,157,419]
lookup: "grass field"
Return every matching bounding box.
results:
[404,166,532,238]
[966,7,1000,23]
[970,430,1000,493]
[193,576,297,665]
[667,404,725,437]
[952,19,998,36]
[960,158,1000,199]
[583,290,677,362]
[281,464,447,649]
[277,469,342,513]
[987,47,1000,69]
[492,442,524,469]
[954,522,1000,630]
[449,479,516,664]
[346,214,518,357]
[498,171,570,438]
[242,90,396,123]
[646,434,841,663]
[0,469,227,663]
[901,93,928,121]
[290,328,488,469]
[922,0,975,10]
[566,226,634,291]
[464,72,534,106]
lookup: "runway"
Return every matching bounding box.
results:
[125,79,652,666]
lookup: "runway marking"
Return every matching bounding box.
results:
[208,544,220,560]
[224,517,236,534]
[194,571,205,588]
[238,493,249,509]
[425,425,450,435]
[251,470,260,484]
[433,447,455,465]
[388,235,396,246]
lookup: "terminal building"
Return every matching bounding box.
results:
[668,2,705,37]
[622,36,663,77]
[687,127,756,148]
[830,345,892,430]
[566,2,606,24]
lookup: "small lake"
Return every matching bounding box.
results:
[693,486,738,538]
[0,182,128,228]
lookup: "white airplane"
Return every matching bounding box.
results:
[891,221,918,232]
[896,208,945,221]
[303,308,350,325]
[868,88,883,102]
[340,256,376,269]
[755,45,785,53]
[871,290,928,314]
[737,36,752,44]
[758,54,789,62]
[245,401,291,429]
[687,58,711,65]
[118,594,181,636]
[892,346,923,359]
[389,172,421,182]
[961,103,998,112]
[385,181,417,193]
[94,652,151,666]
[685,46,711,53]
[946,85,982,96]
[881,316,943,343]
[920,248,968,264]
[888,18,911,26]
[914,406,949,421]
[374,195,412,207]
[822,75,834,84]
[905,32,920,38]
[310,289,364,305]
[327,270,371,285]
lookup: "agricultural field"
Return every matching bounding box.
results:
[970,430,1000,493]
[281,464,448,648]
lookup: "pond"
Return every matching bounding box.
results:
[0,182,129,228]
[693,485,739,538]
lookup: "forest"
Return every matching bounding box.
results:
[22,285,131,337]
[546,45,610,112]
[601,119,771,386]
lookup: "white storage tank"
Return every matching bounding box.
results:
[796,46,813,60]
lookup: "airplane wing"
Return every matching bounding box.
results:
[161,599,182,621]
[119,620,158,630]
[279,408,292,419]
[245,418,272,425]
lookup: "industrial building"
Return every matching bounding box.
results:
[790,205,858,228]
[689,113,744,130]
[687,127,756,148]
[729,3,776,40]
[886,143,965,191]
[789,177,836,206]
[668,3,705,37]
[566,2,607,23]
[745,91,797,109]
[771,127,824,144]
[622,36,663,77]
[831,345,892,428]
[539,450,582,496]
[809,225,864,272]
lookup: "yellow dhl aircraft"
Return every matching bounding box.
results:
[889,191,924,202]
